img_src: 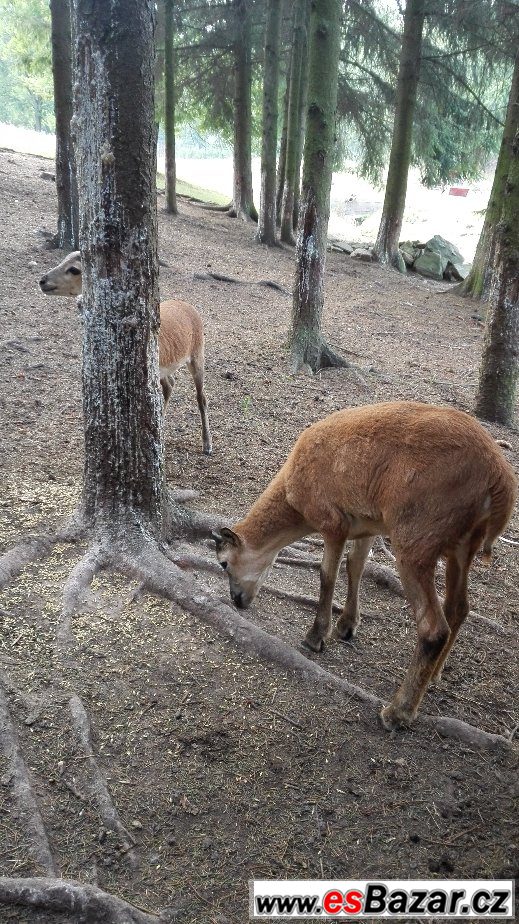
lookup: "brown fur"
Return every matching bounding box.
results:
[214,401,517,730]
[39,253,211,454]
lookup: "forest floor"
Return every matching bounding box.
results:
[0,150,517,924]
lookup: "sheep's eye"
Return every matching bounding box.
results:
[68,266,81,276]
[220,561,227,571]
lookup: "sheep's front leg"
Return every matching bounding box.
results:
[303,535,345,653]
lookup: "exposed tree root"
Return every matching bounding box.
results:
[193,270,290,295]
[0,686,58,876]
[68,695,140,868]
[0,535,56,591]
[421,715,511,751]
[263,583,343,614]
[57,544,107,660]
[51,546,140,868]
[0,877,160,923]
[276,552,406,597]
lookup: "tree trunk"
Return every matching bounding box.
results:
[33,96,43,133]
[50,0,79,249]
[257,0,282,245]
[289,0,341,371]
[276,64,291,224]
[74,0,165,539]
[373,0,426,267]
[474,127,519,426]
[280,0,308,245]
[291,1,310,232]
[462,49,519,300]
[164,0,177,214]
[231,0,257,221]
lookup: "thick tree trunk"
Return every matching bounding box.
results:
[462,49,519,300]
[373,0,426,267]
[50,0,79,249]
[257,0,282,245]
[164,0,177,214]
[289,0,341,371]
[74,0,165,539]
[474,127,519,426]
[231,0,257,221]
[280,0,308,245]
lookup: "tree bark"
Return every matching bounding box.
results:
[474,127,519,426]
[257,0,282,245]
[373,0,426,267]
[276,62,291,224]
[462,49,519,300]
[164,0,177,214]
[231,0,257,221]
[292,9,310,233]
[50,0,79,249]
[289,0,341,372]
[74,0,165,539]
[280,0,308,244]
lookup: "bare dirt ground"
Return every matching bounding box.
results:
[0,150,517,923]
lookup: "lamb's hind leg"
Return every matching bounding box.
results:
[380,555,449,730]
[304,534,346,653]
[161,375,174,409]
[431,524,485,682]
[335,536,374,641]
[187,353,212,455]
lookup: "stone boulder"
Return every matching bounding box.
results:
[444,261,472,281]
[414,250,444,281]
[350,247,373,262]
[424,235,464,269]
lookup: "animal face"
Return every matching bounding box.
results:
[212,528,274,610]
[39,251,83,297]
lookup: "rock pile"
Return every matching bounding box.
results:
[399,235,471,281]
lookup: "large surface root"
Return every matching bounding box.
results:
[0,877,160,923]
[68,695,139,868]
[0,685,58,875]
[0,535,56,591]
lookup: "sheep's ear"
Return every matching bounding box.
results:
[211,528,241,549]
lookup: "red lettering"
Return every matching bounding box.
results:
[343,890,363,914]
[323,890,344,914]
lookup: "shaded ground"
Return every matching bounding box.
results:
[0,150,517,923]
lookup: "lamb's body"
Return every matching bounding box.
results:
[279,402,513,560]
[215,402,517,730]
[39,253,212,454]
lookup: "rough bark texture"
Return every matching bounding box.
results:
[462,49,519,300]
[474,127,519,426]
[280,0,308,244]
[50,0,79,249]
[276,65,290,224]
[74,0,164,538]
[231,0,257,221]
[164,0,177,214]
[373,0,426,266]
[257,0,282,245]
[289,0,341,372]
[292,8,310,233]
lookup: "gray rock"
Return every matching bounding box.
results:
[328,239,354,255]
[400,248,417,266]
[414,251,444,281]
[424,235,464,267]
[394,250,407,274]
[445,261,472,281]
[350,247,373,262]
